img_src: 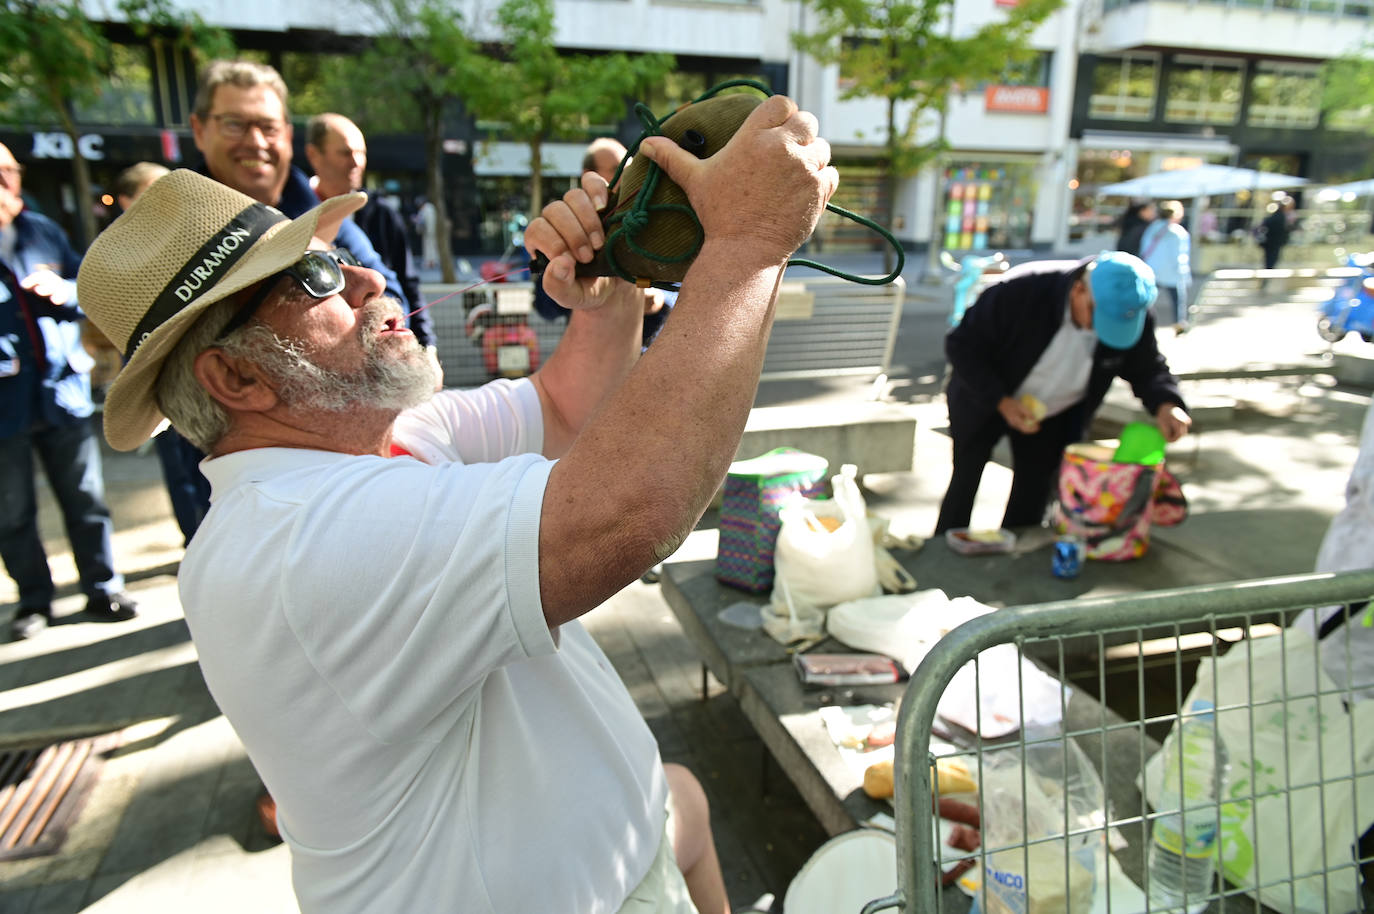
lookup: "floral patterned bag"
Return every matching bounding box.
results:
[1051,443,1187,561]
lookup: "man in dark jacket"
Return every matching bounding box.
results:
[0,142,138,639]
[1258,194,1295,270]
[935,252,1192,534]
[188,61,431,347]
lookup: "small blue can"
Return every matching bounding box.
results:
[1052,535,1084,579]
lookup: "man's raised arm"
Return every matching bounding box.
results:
[525,95,836,627]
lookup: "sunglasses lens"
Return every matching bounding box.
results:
[333,247,361,268]
[290,252,346,297]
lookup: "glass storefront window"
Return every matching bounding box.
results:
[1247,63,1321,128]
[73,44,155,126]
[810,161,888,252]
[1089,54,1159,121]
[644,72,710,111]
[941,162,1036,252]
[1164,57,1242,125]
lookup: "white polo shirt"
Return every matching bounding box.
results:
[181,379,668,913]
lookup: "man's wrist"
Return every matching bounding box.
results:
[694,237,791,276]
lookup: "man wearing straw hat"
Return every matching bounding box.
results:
[78,93,835,913]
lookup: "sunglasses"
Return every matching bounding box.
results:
[217,247,362,340]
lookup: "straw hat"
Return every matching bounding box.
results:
[77,169,364,450]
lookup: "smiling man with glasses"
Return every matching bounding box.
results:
[188,60,433,351]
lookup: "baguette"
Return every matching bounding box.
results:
[860,756,978,800]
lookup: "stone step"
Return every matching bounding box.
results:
[735,402,918,478]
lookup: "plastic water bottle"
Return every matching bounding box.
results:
[1148,699,1229,913]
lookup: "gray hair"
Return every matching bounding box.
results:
[154,290,438,452]
[154,298,242,452]
[193,60,289,122]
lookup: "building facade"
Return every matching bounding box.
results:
[3,0,1372,256]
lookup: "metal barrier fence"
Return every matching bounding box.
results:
[421,275,906,389]
[866,569,1374,914]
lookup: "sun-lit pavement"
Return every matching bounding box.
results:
[0,265,1368,912]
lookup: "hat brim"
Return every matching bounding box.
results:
[1092,305,1146,350]
[102,192,365,451]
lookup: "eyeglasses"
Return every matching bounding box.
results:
[217,248,362,340]
[210,113,286,140]
[0,165,22,180]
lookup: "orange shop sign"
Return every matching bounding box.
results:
[985,85,1049,114]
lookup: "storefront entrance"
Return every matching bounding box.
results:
[940,162,1036,252]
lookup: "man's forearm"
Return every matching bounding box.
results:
[538,239,787,622]
[532,283,645,458]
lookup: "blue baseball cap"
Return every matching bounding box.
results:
[1089,251,1157,349]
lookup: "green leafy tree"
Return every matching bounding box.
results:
[456,0,674,216]
[0,0,231,248]
[1323,44,1374,149]
[793,0,1061,269]
[345,0,486,283]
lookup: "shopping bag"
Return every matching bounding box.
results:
[1151,464,1188,527]
[980,731,1106,914]
[763,465,879,644]
[1051,443,1186,561]
[1142,628,1374,914]
[714,447,829,593]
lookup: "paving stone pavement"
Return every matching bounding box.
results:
[0,277,1368,912]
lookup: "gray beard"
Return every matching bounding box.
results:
[225,298,438,413]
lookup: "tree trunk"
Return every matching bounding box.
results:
[528,137,543,218]
[883,97,900,277]
[924,101,951,283]
[54,101,97,250]
[424,104,457,285]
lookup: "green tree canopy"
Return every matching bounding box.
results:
[456,0,674,215]
[1323,43,1374,139]
[341,0,486,282]
[795,0,1061,175]
[794,0,1060,267]
[0,0,231,247]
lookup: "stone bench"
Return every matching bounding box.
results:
[734,402,917,477]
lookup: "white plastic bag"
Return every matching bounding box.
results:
[762,465,878,644]
[825,590,991,674]
[980,733,1106,914]
[1142,627,1374,914]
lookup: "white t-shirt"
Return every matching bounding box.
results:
[1014,305,1098,420]
[181,378,669,913]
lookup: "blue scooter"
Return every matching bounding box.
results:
[1319,252,1374,343]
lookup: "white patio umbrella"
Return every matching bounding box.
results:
[1098,164,1309,198]
[1317,177,1374,198]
